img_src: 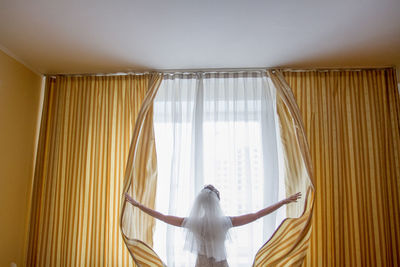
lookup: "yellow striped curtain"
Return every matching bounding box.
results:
[253,71,315,266]
[283,69,400,266]
[27,74,153,266]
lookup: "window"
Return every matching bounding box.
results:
[152,73,285,267]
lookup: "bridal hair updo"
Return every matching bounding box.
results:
[203,184,220,200]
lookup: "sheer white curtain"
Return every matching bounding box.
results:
[153,72,285,267]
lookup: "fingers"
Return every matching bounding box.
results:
[292,192,301,199]
[289,192,302,202]
[124,193,140,207]
[124,192,134,204]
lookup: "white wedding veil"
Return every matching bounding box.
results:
[182,186,232,262]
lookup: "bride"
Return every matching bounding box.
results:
[125,185,301,267]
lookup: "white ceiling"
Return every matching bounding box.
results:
[0,0,399,74]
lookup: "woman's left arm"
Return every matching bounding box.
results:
[125,193,185,227]
[230,192,301,227]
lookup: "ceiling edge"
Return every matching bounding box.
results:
[0,44,42,76]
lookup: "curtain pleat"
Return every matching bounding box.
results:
[27,74,152,266]
[283,69,400,266]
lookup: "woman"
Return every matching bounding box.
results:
[125,185,301,267]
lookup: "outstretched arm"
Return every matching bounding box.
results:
[230,192,301,227]
[125,193,185,227]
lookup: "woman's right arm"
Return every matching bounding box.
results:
[125,193,185,227]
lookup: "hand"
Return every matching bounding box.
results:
[125,192,140,207]
[284,192,301,204]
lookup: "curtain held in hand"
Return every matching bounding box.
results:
[120,74,164,266]
[252,71,315,266]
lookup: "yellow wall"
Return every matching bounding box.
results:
[0,50,43,267]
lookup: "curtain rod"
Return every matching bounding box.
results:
[47,66,395,77]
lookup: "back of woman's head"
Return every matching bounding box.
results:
[203,184,220,200]
[189,185,223,219]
